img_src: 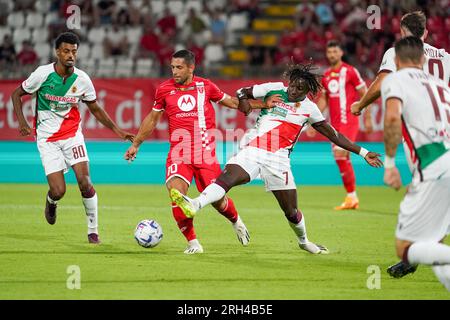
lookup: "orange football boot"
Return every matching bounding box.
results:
[334,196,359,210]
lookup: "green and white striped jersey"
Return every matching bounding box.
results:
[22,63,96,142]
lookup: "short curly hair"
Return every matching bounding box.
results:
[54,32,80,49]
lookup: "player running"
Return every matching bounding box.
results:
[11,32,134,244]
[351,10,450,278]
[124,50,273,254]
[382,36,450,291]
[309,40,373,210]
[171,62,383,254]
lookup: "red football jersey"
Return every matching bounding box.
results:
[321,63,366,129]
[153,76,226,161]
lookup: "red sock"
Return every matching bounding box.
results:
[335,158,356,193]
[172,203,196,241]
[217,197,238,223]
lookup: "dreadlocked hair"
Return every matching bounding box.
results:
[283,61,322,97]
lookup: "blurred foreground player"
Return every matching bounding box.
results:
[352,11,450,278]
[382,37,450,290]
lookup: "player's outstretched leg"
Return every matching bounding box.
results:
[45,171,66,225]
[73,162,100,244]
[334,150,359,210]
[272,190,329,254]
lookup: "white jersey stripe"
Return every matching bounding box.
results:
[339,67,347,124]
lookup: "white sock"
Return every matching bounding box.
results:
[188,239,201,247]
[197,183,226,209]
[288,216,309,244]
[432,265,450,291]
[347,191,357,198]
[47,194,58,205]
[82,193,98,234]
[407,241,450,265]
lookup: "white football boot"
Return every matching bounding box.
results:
[184,239,204,254]
[232,215,250,246]
[299,242,329,254]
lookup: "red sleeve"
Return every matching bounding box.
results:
[207,80,226,103]
[152,86,166,111]
[349,66,366,90]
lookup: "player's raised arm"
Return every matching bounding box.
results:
[352,68,392,116]
[11,86,32,136]
[356,85,374,134]
[312,120,383,168]
[84,100,134,142]
[124,109,163,162]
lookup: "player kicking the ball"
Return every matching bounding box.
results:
[171,62,383,254]
[125,50,274,254]
[11,32,134,244]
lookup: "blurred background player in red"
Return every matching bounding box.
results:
[124,50,263,254]
[309,40,373,210]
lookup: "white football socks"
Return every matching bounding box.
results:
[432,265,450,291]
[197,183,226,209]
[347,191,357,199]
[407,241,450,265]
[82,193,98,235]
[288,216,309,245]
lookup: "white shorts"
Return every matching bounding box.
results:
[227,146,296,191]
[396,177,450,243]
[37,131,89,176]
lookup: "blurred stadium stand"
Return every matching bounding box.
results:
[0,0,448,79]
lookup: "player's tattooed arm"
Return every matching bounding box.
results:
[383,98,402,158]
[383,97,403,190]
[11,86,32,136]
[312,120,383,167]
[85,100,134,142]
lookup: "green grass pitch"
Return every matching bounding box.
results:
[0,184,448,300]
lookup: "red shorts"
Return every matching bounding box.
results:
[165,154,222,193]
[331,123,359,151]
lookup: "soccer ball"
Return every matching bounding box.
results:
[134,219,163,248]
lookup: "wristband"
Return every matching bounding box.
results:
[359,147,369,158]
[236,88,246,100]
[384,156,396,169]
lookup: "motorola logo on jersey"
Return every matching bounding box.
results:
[328,79,339,94]
[177,94,196,112]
